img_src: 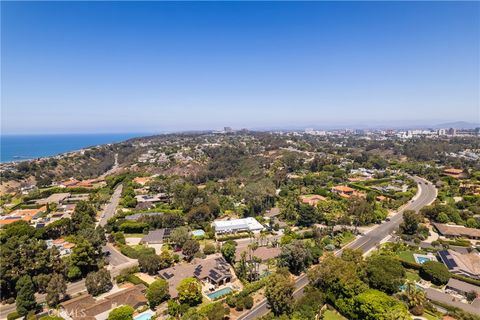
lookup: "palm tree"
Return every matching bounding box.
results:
[401,281,426,316]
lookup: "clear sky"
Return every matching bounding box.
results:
[1,1,479,134]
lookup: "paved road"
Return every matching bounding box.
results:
[238,176,437,320]
[1,185,128,320]
[103,243,139,277]
[104,243,132,267]
[99,184,123,227]
[0,279,87,319]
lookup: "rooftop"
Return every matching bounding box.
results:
[235,246,281,261]
[141,228,171,244]
[433,223,480,238]
[35,193,71,205]
[213,217,264,233]
[332,185,355,193]
[159,254,232,298]
[446,278,480,294]
[425,287,480,315]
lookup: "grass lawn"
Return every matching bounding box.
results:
[397,250,416,263]
[405,270,420,282]
[322,310,347,320]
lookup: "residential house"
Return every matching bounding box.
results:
[64,194,90,203]
[446,278,480,298]
[47,238,75,256]
[60,284,147,320]
[331,185,363,198]
[235,246,281,262]
[438,250,480,279]
[141,228,171,245]
[35,193,71,205]
[125,212,163,221]
[425,287,480,315]
[135,193,168,204]
[265,207,280,218]
[213,217,265,235]
[0,206,46,226]
[444,168,467,179]
[159,254,233,298]
[300,195,326,206]
[433,223,480,240]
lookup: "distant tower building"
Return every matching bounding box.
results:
[224,127,233,133]
[447,128,456,136]
[437,129,446,136]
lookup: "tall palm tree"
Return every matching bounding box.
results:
[402,281,426,316]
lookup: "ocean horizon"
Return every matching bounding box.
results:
[0,133,146,163]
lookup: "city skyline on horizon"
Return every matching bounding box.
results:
[2,1,479,134]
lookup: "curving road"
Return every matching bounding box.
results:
[238,176,437,320]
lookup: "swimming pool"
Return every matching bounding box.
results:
[413,253,436,264]
[206,287,233,300]
[134,310,155,320]
[416,256,431,264]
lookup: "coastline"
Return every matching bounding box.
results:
[0,133,145,164]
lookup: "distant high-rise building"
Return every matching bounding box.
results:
[438,129,446,135]
[447,128,457,136]
[224,127,233,133]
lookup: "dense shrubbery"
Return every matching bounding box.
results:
[420,261,451,285]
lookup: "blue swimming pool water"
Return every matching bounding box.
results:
[207,287,233,300]
[134,310,154,320]
[416,256,432,264]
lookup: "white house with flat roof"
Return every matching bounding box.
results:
[213,217,264,235]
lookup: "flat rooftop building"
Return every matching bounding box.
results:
[213,217,264,234]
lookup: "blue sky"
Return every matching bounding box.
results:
[2,1,479,134]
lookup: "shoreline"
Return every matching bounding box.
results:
[0,133,147,165]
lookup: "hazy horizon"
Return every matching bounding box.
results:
[2,1,479,134]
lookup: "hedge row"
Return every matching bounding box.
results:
[116,274,149,287]
[118,244,155,259]
[451,273,480,287]
[217,233,252,241]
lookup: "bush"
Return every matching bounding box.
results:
[243,295,254,309]
[203,242,216,255]
[119,244,155,259]
[226,295,236,308]
[112,232,126,245]
[235,299,244,311]
[116,274,148,287]
[118,221,148,233]
[451,274,480,287]
[108,305,134,320]
[420,261,451,285]
[7,312,20,320]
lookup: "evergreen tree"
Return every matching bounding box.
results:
[46,273,67,307]
[15,275,37,316]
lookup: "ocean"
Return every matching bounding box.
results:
[0,133,145,163]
